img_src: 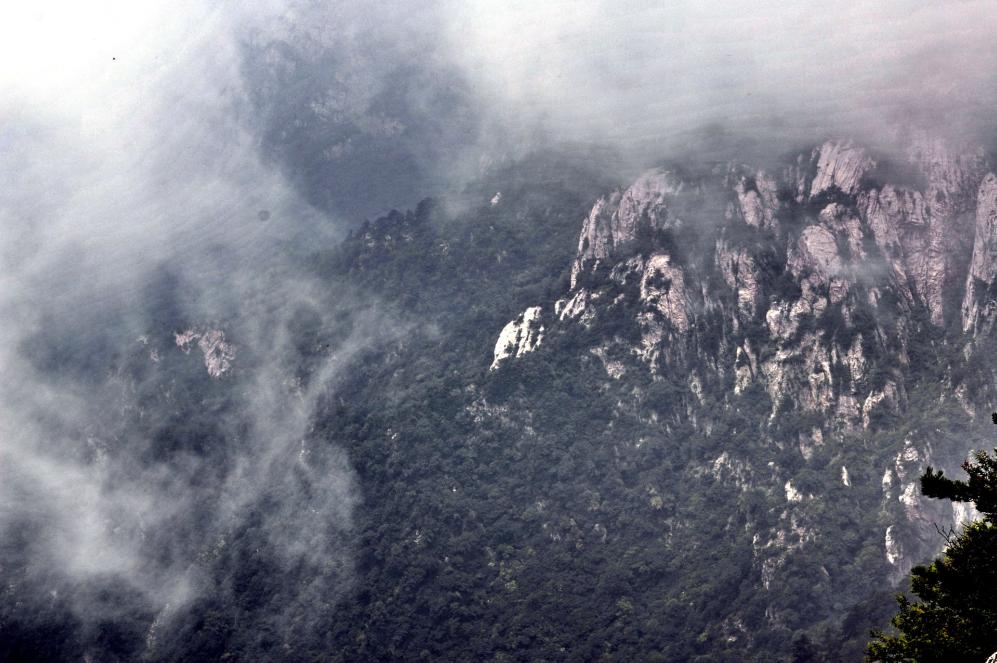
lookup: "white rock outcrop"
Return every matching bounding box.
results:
[809,140,874,198]
[952,500,980,530]
[555,289,591,323]
[962,173,997,331]
[639,253,690,334]
[490,307,544,370]
[734,171,780,231]
[175,328,236,378]
[717,241,760,319]
[784,480,804,503]
[884,525,903,566]
[574,169,684,284]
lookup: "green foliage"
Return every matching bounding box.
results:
[868,448,997,661]
[303,180,992,661]
[11,147,997,662]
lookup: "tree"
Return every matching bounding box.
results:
[867,432,997,661]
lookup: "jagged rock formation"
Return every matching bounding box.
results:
[491,306,544,369]
[491,132,997,582]
[175,328,236,378]
[963,173,997,333]
[572,169,684,285]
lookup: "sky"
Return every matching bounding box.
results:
[446,0,997,148]
[5,1,997,220]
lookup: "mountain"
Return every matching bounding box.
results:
[4,136,997,662]
[317,132,997,661]
[494,135,996,555]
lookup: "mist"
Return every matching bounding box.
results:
[2,0,997,658]
[0,2,383,656]
[207,0,997,221]
[445,1,997,153]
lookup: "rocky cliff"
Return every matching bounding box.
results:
[491,132,997,582]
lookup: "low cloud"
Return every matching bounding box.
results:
[0,2,381,655]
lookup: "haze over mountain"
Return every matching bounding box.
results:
[2,2,997,661]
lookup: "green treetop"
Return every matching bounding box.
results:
[867,428,997,662]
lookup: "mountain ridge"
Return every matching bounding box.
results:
[477,132,996,647]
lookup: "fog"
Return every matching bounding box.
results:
[446,1,997,153]
[2,0,996,656]
[200,0,997,219]
[0,1,377,654]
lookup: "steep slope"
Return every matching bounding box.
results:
[475,133,997,658]
[9,140,997,661]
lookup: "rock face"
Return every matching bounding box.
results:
[808,140,875,198]
[498,133,992,424]
[491,306,544,369]
[860,135,987,325]
[573,170,684,286]
[962,173,997,332]
[489,131,997,600]
[175,328,236,378]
